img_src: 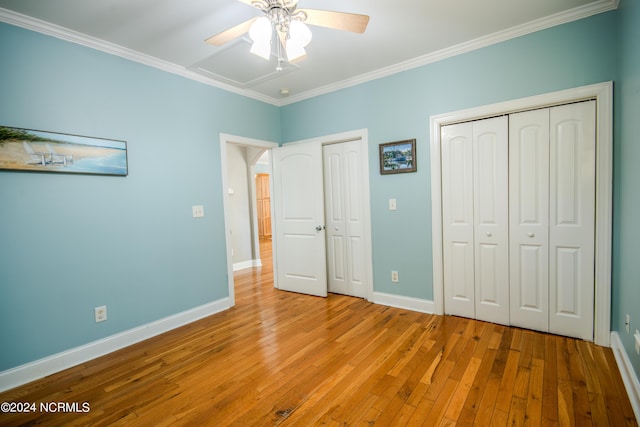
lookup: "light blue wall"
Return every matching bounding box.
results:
[614,0,640,373]
[0,23,280,370]
[281,12,618,300]
[1,8,634,378]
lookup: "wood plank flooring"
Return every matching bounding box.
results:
[0,240,636,426]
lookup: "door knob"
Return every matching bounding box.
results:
[528,232,535,238]
[315,225,325,231]
[486,232,492,237]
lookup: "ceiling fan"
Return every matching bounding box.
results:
[205,0,369,69]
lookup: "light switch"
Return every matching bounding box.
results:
[389,198,397,211]
[192,205,205,218]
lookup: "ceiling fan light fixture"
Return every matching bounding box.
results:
[249,16,273,60]
[206,1,369,68]
[289,20,312,47]
[250,40,272,60]
[249,16,272,43]
[285,41,306,61]
[285,20,311,61]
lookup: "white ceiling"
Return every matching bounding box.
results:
[0,0,618,105]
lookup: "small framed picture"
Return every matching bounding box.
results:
[379,139,416,175]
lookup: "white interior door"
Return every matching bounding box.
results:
[441,122,475,317]
[509,108,550,332]
[323,141,366,298]
[549,101,595,340]
[442,117,509,322]
[473,116,509,324]
[272,141,327,297]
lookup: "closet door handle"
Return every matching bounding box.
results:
[528,232,535,238]
[486,232,492,237]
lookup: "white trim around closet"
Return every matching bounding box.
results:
[429,81,613,347]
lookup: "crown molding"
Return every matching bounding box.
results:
[1,0,619,108]
[0,8,277,105]
[277,0,619,106]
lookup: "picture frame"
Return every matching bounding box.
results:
[379,139,416,175]
[0,126,128,176]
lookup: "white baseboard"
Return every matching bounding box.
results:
[611,331,640,422]
[372,292,435,314]
[233,259,262,271]
[0,297,233,393]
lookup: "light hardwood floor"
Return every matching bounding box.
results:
[0,240,636,426]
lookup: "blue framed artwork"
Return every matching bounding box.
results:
[0,126,127,176]
[379,139,416,175]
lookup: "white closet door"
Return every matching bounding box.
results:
[509,109,550,332]
[442,123,475,317]
[323,141,366,298]
[549,101,595,340]
[473,116,509,324]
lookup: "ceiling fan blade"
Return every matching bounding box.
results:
[300,9,369,33]
[205,18,257,46]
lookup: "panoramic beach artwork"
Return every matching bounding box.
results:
[0,126,127,176]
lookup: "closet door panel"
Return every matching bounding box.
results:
[473,116,509,324]
[323,141,367,298]
[324,146,348,295]
[509,109,550,332]
[549,101,595,340]
[345,141,365,297]
[442,123,475,317]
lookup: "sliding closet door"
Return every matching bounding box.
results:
[549,101,595,340]
[473,116,509,324]
[509,109,550,332]
[442,123,475,318]
[442,117,508,322]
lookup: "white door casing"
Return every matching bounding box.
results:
[272,141,328,297]
[431,84,611,345]
[220,134,279,306]
[221,129,373,303]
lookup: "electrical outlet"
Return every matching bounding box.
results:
[95,305,107,323]
[391,271,399,283]
[626,313,631,334]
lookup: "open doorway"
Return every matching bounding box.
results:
[254,153,272,274]
[219,134,278,306]
[221,129,373,305]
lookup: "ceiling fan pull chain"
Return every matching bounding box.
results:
[276,35,284,71]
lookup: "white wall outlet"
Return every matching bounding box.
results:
[192,205,205,218]
[95,305,107,323]
[635,330,640,355]
[626,313,631,334]
[391,270,399,283]
[389,198,397,211]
